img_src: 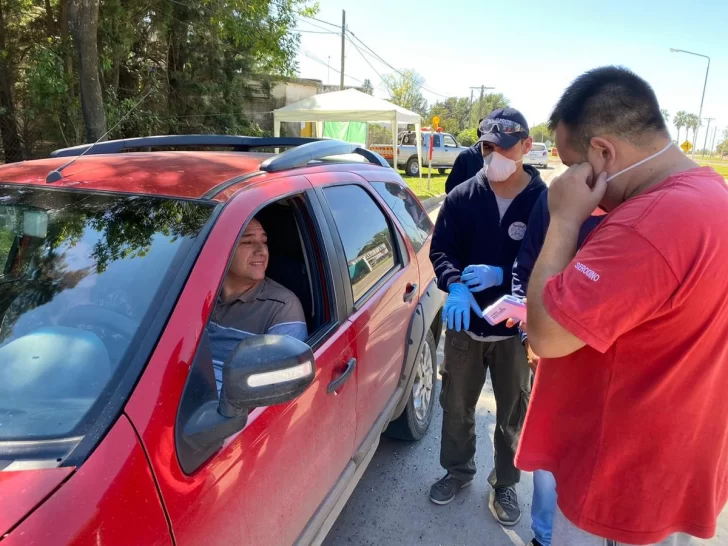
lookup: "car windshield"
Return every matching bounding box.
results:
[0,186,213,453]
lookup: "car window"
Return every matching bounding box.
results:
[323,185,399,302]
[371,182,433,253]
[443,135,457,147]
[531,143,546,151]
[0,187,213,444]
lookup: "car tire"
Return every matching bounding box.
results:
[385,330,437,441]
[405,157,420,177]
[438,168,447,175]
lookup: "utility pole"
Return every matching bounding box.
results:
[469,89,474,129]
[327,56,331,86]
[710,126,718,157]
[670,48,710,159]
[469,85,494,128]
[478,85,485,121]
[340,10,346,90]
[702,117,714,157]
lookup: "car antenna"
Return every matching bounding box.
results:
[46,87,154,183]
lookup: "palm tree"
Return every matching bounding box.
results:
[661,109,670,124]
[674,111,687,143]
[687,114,700,145]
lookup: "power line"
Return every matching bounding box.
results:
[299,14,341,29]
[296,11,451,98]
[303,50,364,85]
[292,28,339,35]
[347,36,389,92]
[346,30,450,99]
[297,17,339,34]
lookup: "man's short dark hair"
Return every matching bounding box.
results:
[549,66,668,150]
[476,117,485,138]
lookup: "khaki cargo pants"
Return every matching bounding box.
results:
[439,329,530,488]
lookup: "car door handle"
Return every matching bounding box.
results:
[403,283,418,303]
[327,358,357,394]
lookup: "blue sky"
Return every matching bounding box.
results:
[295,0,728,147]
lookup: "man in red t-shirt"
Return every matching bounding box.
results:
[517,65,728,545]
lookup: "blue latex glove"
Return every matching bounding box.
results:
[442,283,482,332]
[461,264,503,293]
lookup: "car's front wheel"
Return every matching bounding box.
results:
[438,168,447,175]
[385,330,437,441]
[405,157,420,177]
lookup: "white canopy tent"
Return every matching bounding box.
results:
[273,89,423,175]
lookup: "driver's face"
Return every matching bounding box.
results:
[229,219,268,283]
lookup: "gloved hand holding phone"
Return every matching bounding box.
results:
[461,264,503,292]
[442,283,482,332]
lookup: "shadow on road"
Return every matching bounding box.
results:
[324,339,535,546]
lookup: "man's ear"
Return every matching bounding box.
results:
[588,136,616,171]
[522,136,533,155]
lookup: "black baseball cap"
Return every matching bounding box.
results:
[476,108,530,149]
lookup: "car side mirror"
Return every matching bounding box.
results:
[177,334,315,474]
[219,334,315,418]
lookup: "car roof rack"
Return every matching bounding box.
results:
[260,139,389,172]
[49,135,323,157]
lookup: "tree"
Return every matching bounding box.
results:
[69,0,107,142]
[684,113,699,144]
[362,79,374,95]
[0,0,23,162]
[660,109,670,124]
[456,128,477,147]
[429,97,470,134]
[674,111,687,143]
[530,122,553,144]
[717,128,728,157]
[471,93,509,126]
[382,69,427,117]
[0,0,315,161]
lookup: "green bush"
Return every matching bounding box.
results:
[457,128,477,147]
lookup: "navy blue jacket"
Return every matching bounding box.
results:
[431,165,547,338]
[512,190,607,340]
[445,145,484,194]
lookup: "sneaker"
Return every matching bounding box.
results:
[490,486,521,526]
[527,540,544,546]
[429,474,473,505]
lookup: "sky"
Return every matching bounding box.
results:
[294,0,728,149]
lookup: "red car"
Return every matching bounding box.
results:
[0,136,443,546]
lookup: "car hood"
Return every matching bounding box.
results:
[0,467,73,536]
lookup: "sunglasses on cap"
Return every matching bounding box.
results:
[481,118,528,135]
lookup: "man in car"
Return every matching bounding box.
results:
[445,118,485,194]
[429,108,546,526]
[208,217,307,392]
[518,66,728,545]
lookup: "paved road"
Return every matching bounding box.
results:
[323,162,728,546]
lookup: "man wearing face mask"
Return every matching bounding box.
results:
[429,109,546,526]
[517,66,728,545]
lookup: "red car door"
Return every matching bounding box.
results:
[314,175,419,448]
[125,177,358,546]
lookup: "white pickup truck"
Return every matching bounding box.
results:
[370,131,470,176]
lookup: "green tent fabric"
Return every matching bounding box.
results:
[323,121,367,145]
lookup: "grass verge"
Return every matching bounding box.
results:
[696,158,728,180]
[401,168,447,200]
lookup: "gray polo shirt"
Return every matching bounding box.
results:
[209,277,307,392]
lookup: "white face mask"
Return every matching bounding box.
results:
[484,151,523,182]
[604,142,674,182]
